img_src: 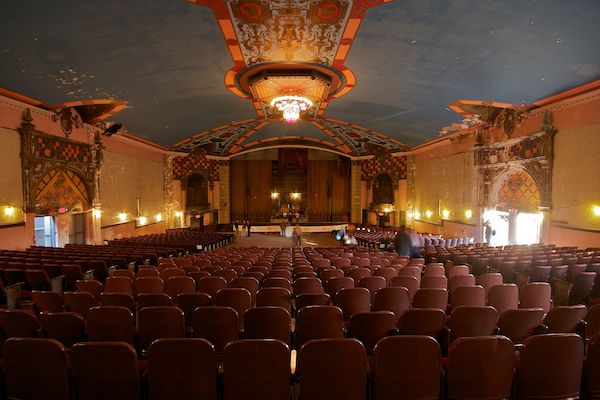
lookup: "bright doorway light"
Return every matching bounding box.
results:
[516,212,542,245]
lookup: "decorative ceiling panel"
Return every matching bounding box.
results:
[312,118,409,156]
[173,119,267,155]
[228,0,352,65]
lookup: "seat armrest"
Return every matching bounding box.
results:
[4,282,23,309]
[83,269,95,280]
[50,275,65,293]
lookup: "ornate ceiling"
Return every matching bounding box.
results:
[1,1,599,153]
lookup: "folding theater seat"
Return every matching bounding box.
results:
[256,287,292,314]
[63,291,97,318]
[137,306,186,353]
[347,311,396,354]
[192,306,240,358]
[243,306,291,345]
[174,292,212,326]
[295,305,344,348]
[87,306,135,345]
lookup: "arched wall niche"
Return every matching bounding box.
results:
[184,173,210,209]
[34,167,91,214]
[489,166,541,212]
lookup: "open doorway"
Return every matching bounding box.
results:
[483,209,542,246]
[34,216,57,247]
[483,209,509,246]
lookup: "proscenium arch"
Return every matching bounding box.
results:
[229,144,355,159]
[34,167,91,214]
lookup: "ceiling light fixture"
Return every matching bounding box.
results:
[271,96,313,124]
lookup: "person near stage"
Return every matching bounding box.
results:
[242,220,247,237]
[394,225,412,257]
[247,220,252,237]
[233,220,239,235]
[292,224,302,247]
[484,220,493,244]
[343,224,358,246]
[280,221,287,237]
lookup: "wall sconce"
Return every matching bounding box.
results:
[92,209,102,219]
[271,192,279,199]
[414,210,421,219]
[155,213,163,222]
[138,216,148,225]
[118,213,127,222]
[425,210,433,218]
[442,209,450,219]
[594,206,600,217]
[174,211,183,218]
[291,192,301,200]
[4,206,15,217]
[465,209,473,219]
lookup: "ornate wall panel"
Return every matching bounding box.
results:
[172,150,219,182]
[18,109,97,214]
[361,152,407,181]
[476,112,556,209]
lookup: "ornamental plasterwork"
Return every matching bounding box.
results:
[18,109,96,213]
[228,0,352,64]
[173,120,265,155]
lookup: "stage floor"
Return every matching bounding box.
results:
[228,232,341,248]
[238,223,347,236]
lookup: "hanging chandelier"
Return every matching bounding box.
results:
[270,95,313,124]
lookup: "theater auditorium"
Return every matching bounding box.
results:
[0,1,600,399]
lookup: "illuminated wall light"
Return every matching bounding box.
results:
[174,211,183,218]
[92,209,102,219]
[593,206,600,217]
[118,213,127,222]
[271,192,279,199]
[414,210,421,219]
[155,213,163,222]
[291,192,300,200]
[4,206,15,217]
[442,209,450,219]
[138,216,148,225]
[465,209,473,219]
[425,210,433,218]
[407,211,414,219]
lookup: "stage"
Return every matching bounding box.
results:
[240,222,348,237]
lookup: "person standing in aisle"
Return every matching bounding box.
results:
[247,220,252,237]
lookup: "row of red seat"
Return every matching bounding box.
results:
[2,333,598,400]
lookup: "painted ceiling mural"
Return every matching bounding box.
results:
[2,1,600,150]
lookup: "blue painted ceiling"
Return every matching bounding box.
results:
[1,0,599,147]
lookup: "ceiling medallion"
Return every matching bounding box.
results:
[271,95,313,124]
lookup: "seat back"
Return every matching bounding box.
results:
[230,277,260,304]
[38,312,86,348]
[586,334,600,400]
[520,283,551,314]
[477,273,503,298]
[389,275,419,301]
[324,276,355,298]
[76,279,103,298]
[256,287,292,314]
[357,276,387,304]
[295,305,344,347]
[134,277,164,294]
[487,284,519,315]
[0,310,41,338]
[138,306,185,351]
[31,291,65,313]
[413,288,448,311]
[87,306,134,344]
[347,311,396,353]
[148,338,215,400]
[70,342,140,400]
[372,335,441,400]
[298,338,367,400]
[104,276,133,295]
[372,287,410,322]
[174,292,212,326]
[164,276,196,297]
[197,276,228,299]
[243,306,291,345]
[99,292,136,312]
[262,277,291,290]
[192,306,239,356]
[449,306,499,342]
[3,338,70,400]
[397,308,446,337]
[585,303,600,338]
[447,336,515,400]
[137,293,174,310]
[333,287,371,322]
[63,291,97,318]
[420,275,448,290]
[543,304,587,333]
[497,308,544,344]
[215,288,252,329]
[518,334,583,400]
[224,339,290,400]
[296,293,331,310]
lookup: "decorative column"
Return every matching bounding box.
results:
[218,161,230,224]
[351,161,362,223]
[405,155,416,227]
[90,131,104,244]
[163,155,175,229]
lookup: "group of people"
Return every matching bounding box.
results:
[393,225,420,257]
[233,220,252,237]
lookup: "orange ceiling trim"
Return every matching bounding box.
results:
[234,136,353,155]
[307,119,346,145]
[531,78,600,108]
[230,119,271,150]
